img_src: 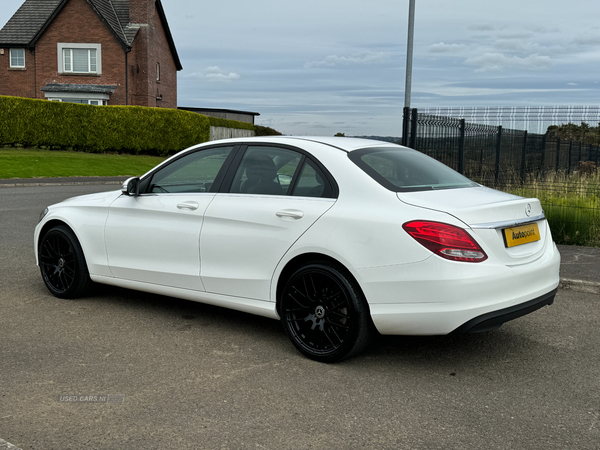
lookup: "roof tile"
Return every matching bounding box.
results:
[0,0,63,46]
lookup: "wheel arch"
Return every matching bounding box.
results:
[275,252,369,317]
[36,219,93,271]
[36,219,74,259]
[36,219,93,298]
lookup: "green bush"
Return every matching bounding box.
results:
[0,96,254,156]
[254,125,282,136]
[207,116,254,132]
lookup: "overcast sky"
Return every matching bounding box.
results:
[2,0,599,136]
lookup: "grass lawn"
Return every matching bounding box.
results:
[0,148,167,179]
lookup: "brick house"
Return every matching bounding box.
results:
[0,0,182,108]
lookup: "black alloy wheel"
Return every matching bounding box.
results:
[39,225,91,299]
[280,262,372,363]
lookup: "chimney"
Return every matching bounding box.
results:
[129,0,151,24]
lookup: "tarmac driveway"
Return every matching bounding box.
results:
[1,183,599,449]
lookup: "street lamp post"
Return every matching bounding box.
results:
[404,0,415,109]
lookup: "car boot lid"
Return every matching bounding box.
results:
[397,185,543,229]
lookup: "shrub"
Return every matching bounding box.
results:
[207,116,254,132]
[254,125,282,136]
[578,161,597,175]
[0,96,253,156]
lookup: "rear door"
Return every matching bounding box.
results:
[200,144,337,301]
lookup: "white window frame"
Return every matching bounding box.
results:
[57,43,102,74]
[9,48,25,68]
[43,92,109,105]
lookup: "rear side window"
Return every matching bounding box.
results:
[349,147,478,192]
[228,145,337,198]
[229,146,301,196]
[291,159,334,198]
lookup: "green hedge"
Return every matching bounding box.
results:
[254,125,282,136]
[0,96,253,156]
[206,116,255,132]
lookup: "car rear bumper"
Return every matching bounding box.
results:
[361,241,561,335]
[450,287,557,334]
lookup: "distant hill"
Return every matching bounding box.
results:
[352,136,402,144]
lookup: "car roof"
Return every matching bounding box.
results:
[202,136,402,153]
[282,136,401,151]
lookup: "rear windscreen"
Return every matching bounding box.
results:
[349,147,478,192]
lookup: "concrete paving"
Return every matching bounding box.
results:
[557,244,600,294]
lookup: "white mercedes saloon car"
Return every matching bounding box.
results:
[35,137,560,362]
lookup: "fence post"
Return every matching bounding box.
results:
[402,106,410,147]
[568,141,573,173]
[556,138,561,171]
[495,126,502,185]
[479,147,484,179]
[458,119,465,174]
[409,108,418,149]
[521,131,528,184]
[540,134,547,176]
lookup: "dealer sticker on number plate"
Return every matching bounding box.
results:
[503,223,541,248]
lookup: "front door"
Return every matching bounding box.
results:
[104,146,235,291]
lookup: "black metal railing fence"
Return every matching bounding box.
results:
[402,108,600,183]
[401,108,600,246]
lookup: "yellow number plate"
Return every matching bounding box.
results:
[503,223,541,248]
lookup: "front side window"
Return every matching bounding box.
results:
[57,43,101,74]
[145,146,234,194]
[9,48,25,68]
[349,147,478,192]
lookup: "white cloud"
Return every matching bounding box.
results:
[464,53,554,72]
[202,66,241,82]
[304,52,390,68]
[467,23,500,32]
[429,42,467,54]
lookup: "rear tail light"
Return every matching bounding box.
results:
[402,221,488,262]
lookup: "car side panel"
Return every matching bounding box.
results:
[104,193,213,291]
[34,190,120,278]
[200,194,335,301]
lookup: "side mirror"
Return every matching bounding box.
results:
[122,177,140,197]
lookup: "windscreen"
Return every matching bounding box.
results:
[349,147,478,192]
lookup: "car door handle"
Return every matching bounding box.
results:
[177,201,200,211]
[276,209,304,220]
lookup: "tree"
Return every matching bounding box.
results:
[546,122,600,145]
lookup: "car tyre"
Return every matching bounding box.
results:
[39,225,92,299]
[280,261,372,362]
